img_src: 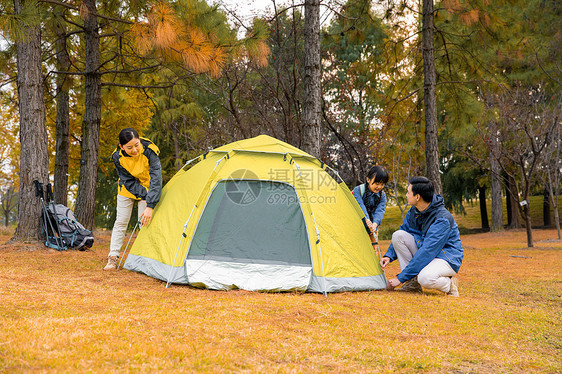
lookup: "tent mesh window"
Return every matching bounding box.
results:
[187,180,311,266]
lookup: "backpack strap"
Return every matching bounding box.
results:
[359,183,366,197]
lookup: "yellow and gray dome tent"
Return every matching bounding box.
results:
[124,135,386,293]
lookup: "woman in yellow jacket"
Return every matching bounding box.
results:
[104,128,162,270]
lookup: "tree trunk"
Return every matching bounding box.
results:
[554,202,561,240]
[74,0,101,230]
[521,204,533,247]
[506,175,521,229]
[543,188,551,227]
[551,188,561,239]
[546,125,561,239]
[546,172,561,239]
[54,10,71,206]
[1,187,17,227]
[422,0,442,194]
[302,0,322,158]
[505,180,512,226]
[479,186,489,230]
[489,122,503,231]
[12,0,49,242]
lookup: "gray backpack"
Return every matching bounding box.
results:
[43,204,94,251]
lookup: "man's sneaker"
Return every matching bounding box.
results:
[447,276,459,297]
[104,256,119,271]
[397,277,423,293]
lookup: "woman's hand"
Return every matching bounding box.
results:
[140,207,153,227]
[380,256,391,268]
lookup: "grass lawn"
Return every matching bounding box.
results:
[0,228,560,373]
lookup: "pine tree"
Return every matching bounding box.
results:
[302,0,322,157]
[10,0,49,241]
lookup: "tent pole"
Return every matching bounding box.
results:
[166,205,196,288]
[323,164,345,184]
[180,155,202,170]
[167,154,229,288]
[372,231,387,279]
[311,213,328,297]
[117,221,140,270]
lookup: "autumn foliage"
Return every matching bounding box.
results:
[132,2,269,77]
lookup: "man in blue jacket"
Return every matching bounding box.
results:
[381,176,463,296]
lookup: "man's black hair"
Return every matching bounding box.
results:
[118,127,139,146]
[366,165,389,184]
[409,176,434,203]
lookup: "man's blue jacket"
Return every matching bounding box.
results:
[384,194,463,283]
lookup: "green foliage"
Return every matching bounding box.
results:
[437,0,561,87]
[175,0,234,38]
[321,0,393,184]
[0,0,40,42]
[146,75,221,180]
[3,0,559,235]
[98,88,154,172]
[126,0,269,181]
[243,18,271,66]
[377,225,395,240]
[429,0,561,212]
[94,168,118,229]
[441,155,480,214]
[322,0,388,130]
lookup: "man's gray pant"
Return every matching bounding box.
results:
[392,230,456,293]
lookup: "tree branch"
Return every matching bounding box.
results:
[39,0,133,25]
[99,64,162,75]
[101,82,174,89]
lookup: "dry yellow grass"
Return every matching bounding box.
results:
[0,230,560,373]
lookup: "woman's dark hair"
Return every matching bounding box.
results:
[118,128,139,146]
[366,166,389,184]
[409,176,434,203]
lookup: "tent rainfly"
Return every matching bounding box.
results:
[124,135,387,293]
